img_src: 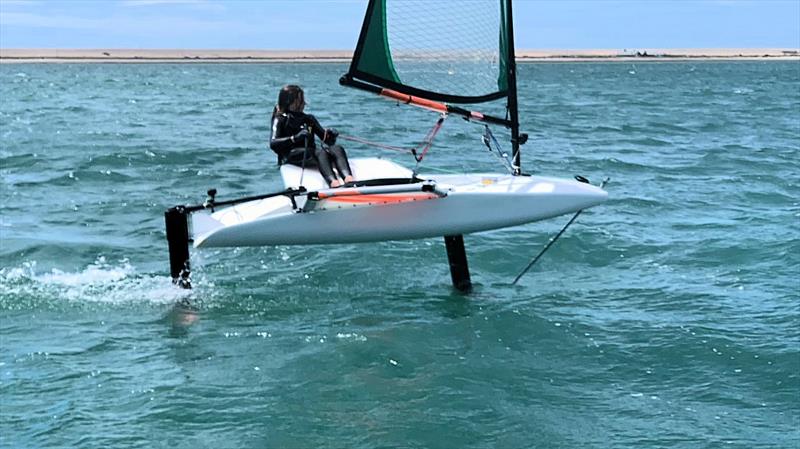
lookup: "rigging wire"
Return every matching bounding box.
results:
[337,114,520,176]
[336,115,448,169]
[412,114,446,176]
[512,177,610,285]
[337,135,413,154]
[482,125,515,174]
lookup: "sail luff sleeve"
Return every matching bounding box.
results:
[504,0,522,173]
[354,0,401,83]
[498,0,510,92]
[346,0,375,76]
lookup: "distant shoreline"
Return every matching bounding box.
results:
[1,48,798,63]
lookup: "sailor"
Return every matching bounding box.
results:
[269,84,355,187]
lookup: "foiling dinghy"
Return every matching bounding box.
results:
[164,0,608,291]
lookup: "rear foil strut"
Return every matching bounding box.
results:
[165,206,192,289]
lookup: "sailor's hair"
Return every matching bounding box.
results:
[273,84,303,118]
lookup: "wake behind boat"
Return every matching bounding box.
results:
[164,0,609,291]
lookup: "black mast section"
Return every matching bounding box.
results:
[505,0,521,175]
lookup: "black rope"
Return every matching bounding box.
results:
[180,187,307,213]
[299,124,310,188]
[512,177,610,285]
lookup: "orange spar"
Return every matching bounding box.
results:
[380,89,448,114]
[322,192,440,204]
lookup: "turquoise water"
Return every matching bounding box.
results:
[1,61,798,448]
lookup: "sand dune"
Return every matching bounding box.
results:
[1,48,797,63]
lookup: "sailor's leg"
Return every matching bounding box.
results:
[314,147,339,186]
[327,144,354,182]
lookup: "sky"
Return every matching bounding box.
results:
[0,0,798,50]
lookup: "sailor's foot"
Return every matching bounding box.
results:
[330,179,342,188]
[344,175,355,184]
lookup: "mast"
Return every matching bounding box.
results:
[505,0,521,175]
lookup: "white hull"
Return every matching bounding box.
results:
[190,158,608,248]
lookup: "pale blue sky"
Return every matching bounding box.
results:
[1,0,798,49]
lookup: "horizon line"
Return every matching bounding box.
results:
[2,48,799,63]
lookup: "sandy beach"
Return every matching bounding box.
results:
[1,48,798,63]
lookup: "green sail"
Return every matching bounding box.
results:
[355,0,401,83]
[498,0,510,92]
[346,0,510,105]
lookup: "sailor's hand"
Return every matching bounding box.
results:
[323,128,338,145]
[291,129,309,145]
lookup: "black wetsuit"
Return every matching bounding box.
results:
[269,111,352,185]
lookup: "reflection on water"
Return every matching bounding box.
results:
[167,298,200,337]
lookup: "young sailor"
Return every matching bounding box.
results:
[269,85,354,187]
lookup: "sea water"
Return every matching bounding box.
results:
[1,61,798,448]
